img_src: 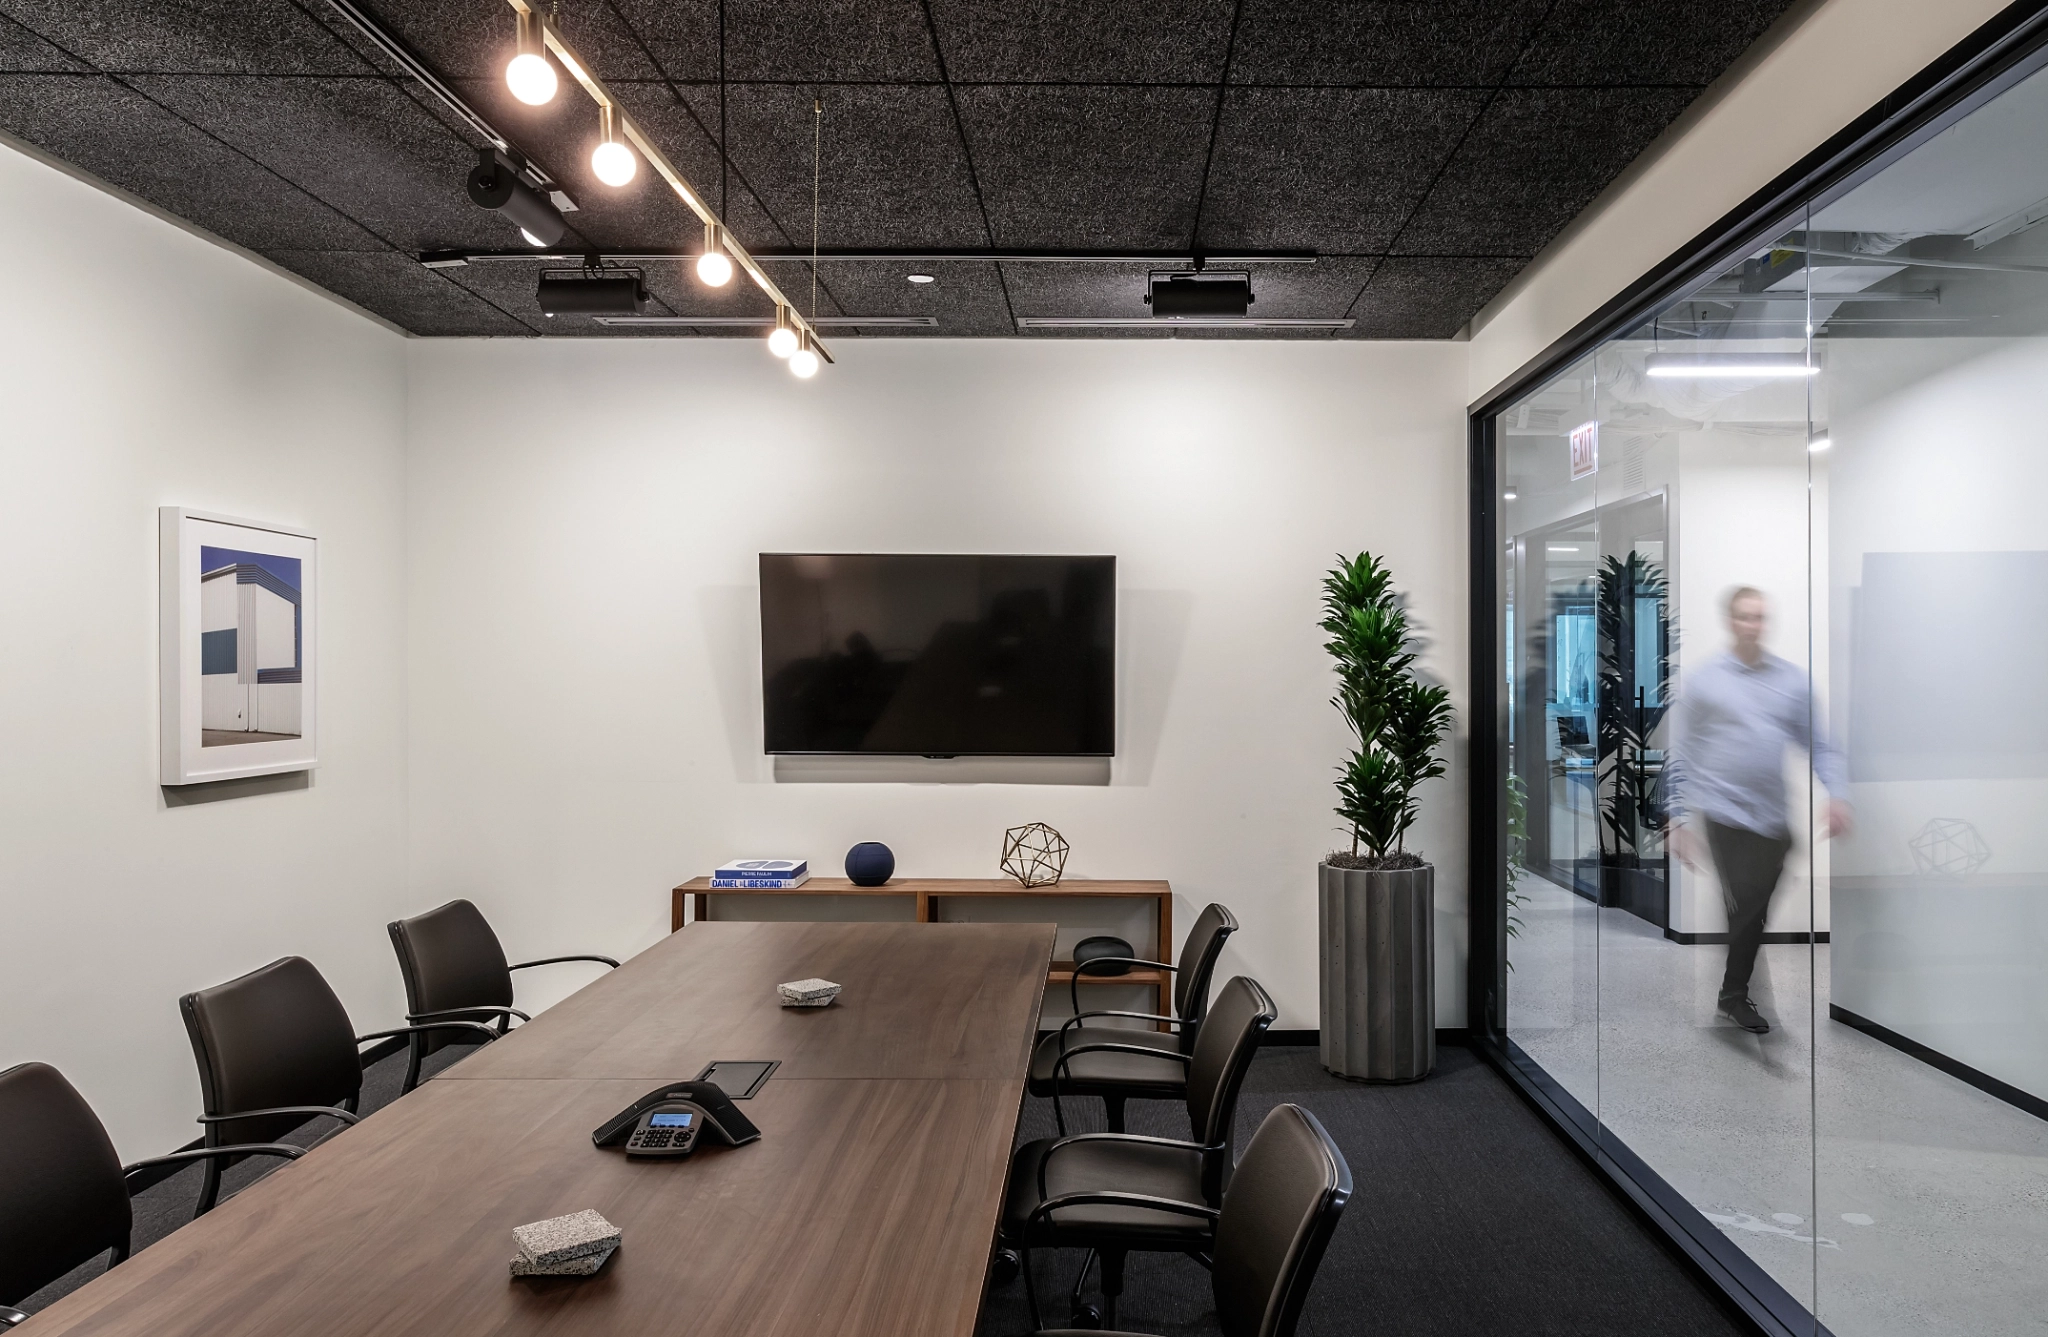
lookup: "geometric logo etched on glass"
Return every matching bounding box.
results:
[1907,817,1990,877]
[1000,822,1070,887]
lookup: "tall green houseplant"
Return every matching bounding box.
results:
[1322,552,1455,863]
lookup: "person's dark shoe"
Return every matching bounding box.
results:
[1719,994,1770,1034]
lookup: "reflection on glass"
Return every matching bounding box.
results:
[1497,53,2048,1337]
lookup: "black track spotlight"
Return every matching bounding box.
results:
[467,147,566,247]
[536,270,649,317]
[1145,271,1254,318]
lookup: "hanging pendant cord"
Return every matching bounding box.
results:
[810,97,822,322]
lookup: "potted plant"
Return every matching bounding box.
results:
[1318,552,1454,1081]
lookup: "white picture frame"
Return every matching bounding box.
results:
[159,507,319,785]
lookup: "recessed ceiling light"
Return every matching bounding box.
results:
[1645,352,1817,379]
[907,274,935,284]
[1503,487,1519,501]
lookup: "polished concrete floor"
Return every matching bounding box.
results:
[1509,874,2048,1337]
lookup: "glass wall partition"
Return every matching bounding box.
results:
[1482,40,2048,1337]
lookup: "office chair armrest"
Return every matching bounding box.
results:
[1057,1010,1187,1041]
[1,1304,29,1328]
[199,1105,359,1127]
[123,1142,306,1178]
[1048,1042,1191,1138]
[1069,957,1174,1015]
[508,954,620,970]
[408,1005,531,1024]
[356,1021,503,1046]
[1025,1190,1219,1231]
[1038,1132,1222,1199]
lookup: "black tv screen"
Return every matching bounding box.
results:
[760,553,1115,756]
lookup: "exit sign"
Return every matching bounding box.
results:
[1570,421,1599,480]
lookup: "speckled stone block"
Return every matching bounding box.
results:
[510,1243,616,1278]
[511,1210,620,1268]
[777,977,841,1007]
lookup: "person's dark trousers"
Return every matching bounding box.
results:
[1704,819,1793,1001]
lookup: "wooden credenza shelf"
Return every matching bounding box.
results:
[673,876,1174,1015]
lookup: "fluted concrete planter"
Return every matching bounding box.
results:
[1319,862,1435,1082]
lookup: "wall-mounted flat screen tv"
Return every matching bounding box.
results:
[760,553,1115,756]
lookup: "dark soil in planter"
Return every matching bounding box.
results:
[1323,851,1429,871]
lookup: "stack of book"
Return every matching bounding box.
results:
[708,859,809,889]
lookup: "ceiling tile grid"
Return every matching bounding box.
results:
[0,0,1800,338]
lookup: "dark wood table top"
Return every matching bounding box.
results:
[440,920,1055,1081]
[28,1076,1025,1337]
[28,921,1055,1337]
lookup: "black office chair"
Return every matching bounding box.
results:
[0,1062,306,1325]
[179,956,498,1214]
[1004,974,1276,1330]
[1028,1103,1351,1337]
[1029,902,1237,1134]
[387,899,619,1093]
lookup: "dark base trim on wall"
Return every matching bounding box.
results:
[1664,929,1830,946]
[1477,1036,1833,1337]
[1829,1004,2048,1123]
[125,1035,412,1194]
[1259,1028,1469,1049]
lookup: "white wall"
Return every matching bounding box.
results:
[0,137,411,1159]
[403,337,1472,1031]
[1466,0,2013,406]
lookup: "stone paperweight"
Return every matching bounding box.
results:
[777,977,841,1007]
[510,1243,616,1278]
[511,1209,621,1270]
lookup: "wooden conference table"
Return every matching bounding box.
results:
[27,920,1056,1337]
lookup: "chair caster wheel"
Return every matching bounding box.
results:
[1068,1303,1103,1329]
[990,1248,1020,1284]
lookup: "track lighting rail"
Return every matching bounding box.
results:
[421,249,1321,267]
[505,0,832,364]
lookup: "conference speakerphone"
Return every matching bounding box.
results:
[593,1081,761,1158]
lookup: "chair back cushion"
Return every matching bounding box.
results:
[1185,975,1276,1152]
[388,899,514,1055]
[1173,903,1238,1039]
[1213,1104,1353,1337]
[0,1063,130,1307]
[180,956,362,1148]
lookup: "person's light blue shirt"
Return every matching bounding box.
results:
[1667,650,1847,838]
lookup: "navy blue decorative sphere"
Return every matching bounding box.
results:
[845,842,895,886]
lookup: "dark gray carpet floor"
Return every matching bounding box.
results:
[976,1044,1751,1337]
[25,1043,1749,1337]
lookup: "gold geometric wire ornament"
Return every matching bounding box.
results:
[1908,817,1991,877]
[1001,823,1070,888]
[503,0,832,364]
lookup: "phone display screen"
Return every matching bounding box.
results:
[649,1112,694,1128]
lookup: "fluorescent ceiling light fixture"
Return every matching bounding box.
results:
[1547,545,1582,553]
[1645,352,1817,378]
[906,273,935,284]
[594,315,936,328]
[1809,435,1831,452]
[1015,317,1354,329]
[1503,487,1518,501]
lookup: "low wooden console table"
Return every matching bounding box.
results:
[673,877,1174,1016]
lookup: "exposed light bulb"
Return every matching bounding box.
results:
[592,138,636,187]
[520,227,546,247]
[506,51,557,105]
[696,249,734,287]
[789,345,821,378]
[767,324,799,358]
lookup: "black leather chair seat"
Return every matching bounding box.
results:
[1028,1030,1187,1099]
[1005,1135,1213,1248]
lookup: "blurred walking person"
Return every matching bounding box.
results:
[1668,586,1852,1034]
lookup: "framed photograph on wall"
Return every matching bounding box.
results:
[159,508,318,785]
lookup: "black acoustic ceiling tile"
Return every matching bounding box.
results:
[1510,0,1797,86]
[263,248,533,334]
[123,74,516,251]
[361,0,664,83]
[0,11,86,70]
[768,258,1012,335]
[717,0,937,82]
[1197,86,1486,253]
[954,85,1213,249]
[926,0,1234,83]
[672,83,989,250]
[1395,86,1696,256]
[604,0,722,82]
[1346,255,1524,337]
[1228,0,1549,87]
[0,73,378,250]
[0,0,368,75]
